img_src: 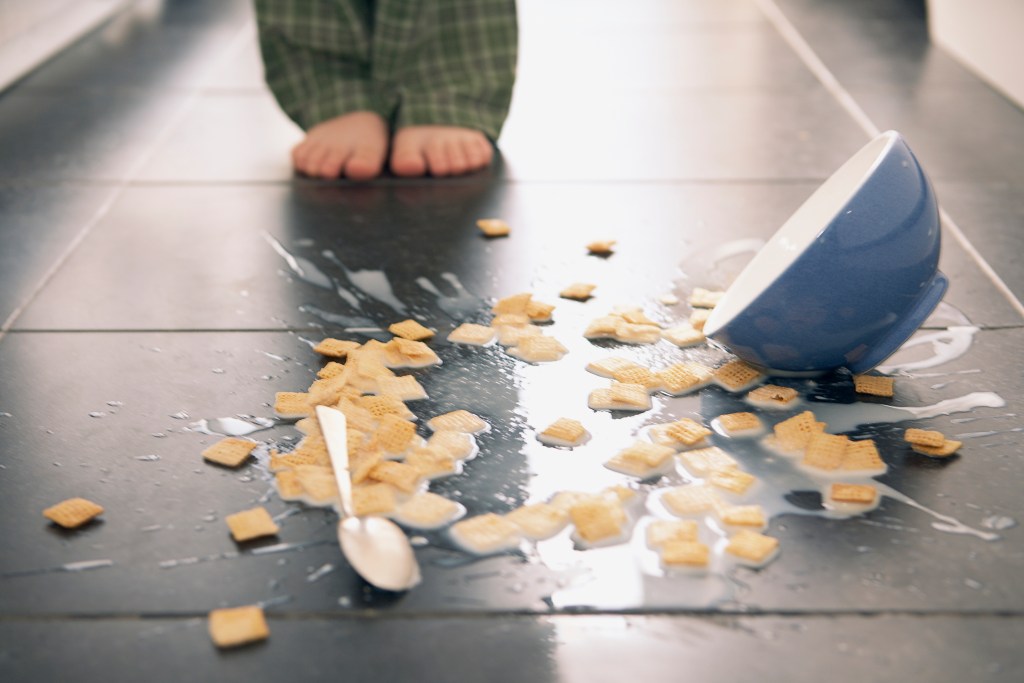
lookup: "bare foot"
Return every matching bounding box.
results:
[291,111,388,181]
[390,125,493,177]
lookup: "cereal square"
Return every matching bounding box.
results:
[773,411,825,452]
[450,513,522,554]
[678,446,737,475]
[854,374,894,397]
[646,519,699,548]
[725,530,779,564]
[368,461,422,493]
[392,492,463,529]
[904,428,946,448]
[661,323,706,348]
[388,319,435,341]
[586,239,616,255]
[911,439,962,457]
[709,469,758,496]
[716,412,762,436]
[538,418,589,447]
[802,433,849,471]
[719,505,767,529]
[658,362,714,395]
[313,338,361,359]
[225,507,279,542]
[274,391,313,419]
[352,483,398,517]
[560,282,596,301]
[509,335,569,363]
[570,499,627,543]
[688,288,725,309]
[405,446,459,479]
[505,503,569,540]
[376,374,428,402]
[208,605,269,649]
[202,437,258,468]
[829,483,878,504]
[447,323,496,346]
[585,356,642,379]
[427,410,488,433]
[661,485,721,516]
[841,439,887,472]
[604,441,676,478]
[477,218,511,237]
[713,359,765,392]
[660,540,710,568]
[43,497,104,529]
[747,384,800,408]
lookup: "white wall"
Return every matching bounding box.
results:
[928,0,1024,110]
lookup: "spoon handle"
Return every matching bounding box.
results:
[315,405,356,519]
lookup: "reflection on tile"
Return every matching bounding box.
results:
[135,92,302,183]
[501,88,866,181]
[0,90,189,181]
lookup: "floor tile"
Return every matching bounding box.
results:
[936,181,1024,308]
[15,181,1020,332]
[0,182,114,324]
[0,89,190,182]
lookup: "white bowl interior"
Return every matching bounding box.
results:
[705,131,897,335]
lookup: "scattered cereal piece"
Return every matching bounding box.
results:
[659,293,680,305]
[708,469,758,496]
[274,469,304,501]
[448,323,497,346]
[802,433,849,471]
[854,374,894,397]
[663,419,714,450]
[570,498,628,545]
[828,483,878,505]
[661,484,721,517]
[202,437,258,468]
[388,319,435,341]
[911,439,963,458]
[392,492,464,530]
[274,391,313,419]
[450,513,522,554]
[293,465,341,506]
[689,308,712,331]
[405,446,459,479]
[841,439,887,473]
[645,519,699,548]
[492,292,533,315]
[585,356,643,379]
[661,323,705,348]
[904,428,946,448]
[582,315,621,340]
[677,446,737,475]
[610,365,662,392]
[614,321,663,345]
[208,605,269,649]
[538,418,589,448]
[373,414,419,455]
[357,394,416,421]
[477,218,511,237]
[713,359,765,392]
[495,322,543,347]
[368,461,422,493]
[317,361,347,380]
[657,362,714,396]
[427,430,477,460]
[508,335,569,363]
[313,338,361,359]
[772,411,826,452]
[427,410,488,434]
[588,382,652,412]
[560,282,596,301]
[352,483,398,517]
[725,530,779,566]
[376,374,428,402]
[225,506,279,542]
[660,540,710,569]
[383,338,442,368]
[616,306,659,327]
[604,441,676,478]
[526,300,556,323]
[714,412,763,437]
[746,384,800,409]
[505,503,569,540]
[688,288,725,309]
[587,239,616,255]
[719,504,767,530]
[42,497,104,529]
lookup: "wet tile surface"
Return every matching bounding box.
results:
[2,0,1024,680]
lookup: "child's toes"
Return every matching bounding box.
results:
[345,146,384,181]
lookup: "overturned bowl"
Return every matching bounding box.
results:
[704,130,946,375]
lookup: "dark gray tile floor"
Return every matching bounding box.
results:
[1,0,1023,680]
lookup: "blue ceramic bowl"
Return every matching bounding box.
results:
[704,130,946,375]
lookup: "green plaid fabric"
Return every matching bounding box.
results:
[254,0,517,140]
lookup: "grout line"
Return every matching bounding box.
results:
[0,21,255,345]
[754,0,1024,322]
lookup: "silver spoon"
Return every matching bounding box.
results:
[316,405,420,591]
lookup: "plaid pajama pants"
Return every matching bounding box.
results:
[254,0,518,140]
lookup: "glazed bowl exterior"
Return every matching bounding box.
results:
[704,131,946,375]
